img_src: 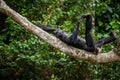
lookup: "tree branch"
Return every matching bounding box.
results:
[0,0,120,63]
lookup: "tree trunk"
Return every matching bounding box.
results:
[0,0,120,63]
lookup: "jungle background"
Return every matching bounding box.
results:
[0,0,120,80]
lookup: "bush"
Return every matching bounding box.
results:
[0,0,120,80]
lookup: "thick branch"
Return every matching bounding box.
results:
[0,0,120,63]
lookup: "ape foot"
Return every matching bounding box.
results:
[93,47,101,55]
[109,29,117,39]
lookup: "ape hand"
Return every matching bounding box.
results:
[93,47,101,55]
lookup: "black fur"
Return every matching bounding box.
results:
[35,14,117,54]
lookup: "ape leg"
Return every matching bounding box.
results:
[83,14,100,54]
[95,29,117,47]
[84,14,96,49]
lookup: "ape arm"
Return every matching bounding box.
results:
[70,15,84,42]
[81,14,98,53]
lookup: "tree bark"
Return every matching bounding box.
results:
[0,0,120,63]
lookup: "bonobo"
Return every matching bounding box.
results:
[35,14,117,54]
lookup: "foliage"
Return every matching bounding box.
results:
[0,0,120,80]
